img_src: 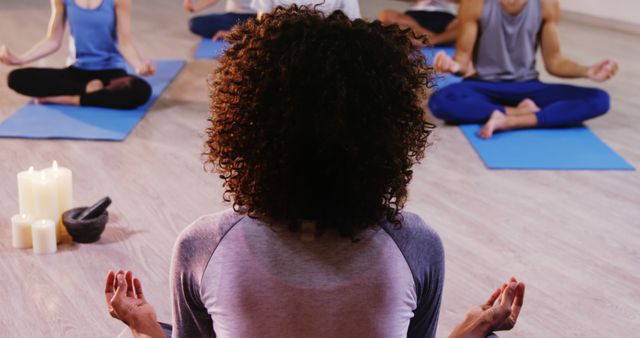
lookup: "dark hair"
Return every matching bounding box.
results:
[204,5,435,236]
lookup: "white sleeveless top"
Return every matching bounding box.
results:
[251,0,361,19]
[226,0,256,14]
[410,0,457,15]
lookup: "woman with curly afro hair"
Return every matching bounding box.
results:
[105,5,525,338]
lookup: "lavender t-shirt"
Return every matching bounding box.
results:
[170,210,444,338]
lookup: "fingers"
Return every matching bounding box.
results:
[484,287,502,307]
[514,282,525,307]
[125,271,135,298]
[0,46,9,64]
[499,280,517,307]
[105,270,115,294]
[113,272,128,300]
[433,50,448,72]
[133,278,145,301]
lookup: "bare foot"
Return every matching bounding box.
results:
[518,98,539,113]
[479,110,508,139]
[35,95,80,106]
[85,79,104,93]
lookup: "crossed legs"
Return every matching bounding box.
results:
[7,66,152,109]
[428,79,611,138]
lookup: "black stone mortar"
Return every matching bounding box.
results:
[62,207,108,243]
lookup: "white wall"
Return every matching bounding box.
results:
[560,0,640,26]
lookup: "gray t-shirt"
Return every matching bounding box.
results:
[170,209,444,338]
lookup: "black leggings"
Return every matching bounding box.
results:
[7,66,152,109]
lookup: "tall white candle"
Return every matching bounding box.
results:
[32,219,57,254]
[17,166,38,216]
[43,160,73,240]
[12,214,33,249]
[42,160,73,215]
[33,172,60,242]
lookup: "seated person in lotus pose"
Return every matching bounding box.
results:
[103,7,525,338]
[251,0,360,19]
[0,0,154,110]
[184,0,256,41]
[428,0,618,139]
[379,0,460,46]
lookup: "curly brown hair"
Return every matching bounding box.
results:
[205,5,435,236]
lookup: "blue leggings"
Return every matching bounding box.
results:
[428,79,611,127]
[189,13,256,38]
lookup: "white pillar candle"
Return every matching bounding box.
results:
[42,160,73,214]
[43,160,73,240]
[17,166,39,216]
[11,214,33,249]
[33,172,60,242]
[32,219,57,254]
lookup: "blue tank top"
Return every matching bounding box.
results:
[65,0,126,70]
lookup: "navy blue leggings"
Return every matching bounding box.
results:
[428,79,611,127]
[189,12,256,38]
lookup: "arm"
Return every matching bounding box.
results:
[184,0,221,13]
[433,0,481,75]
[540,0,618,81]
[0,0,65,66]
[115,0,155,76]
[430,19,459,46]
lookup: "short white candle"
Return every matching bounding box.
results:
[32,219,57,254]
[43,160,73,240]
[33,172,60,242]
[17,166,38,216]
[12,214,33,249]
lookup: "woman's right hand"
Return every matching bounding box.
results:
[449,277,526,338]
[433,50,460,74]
[0,45,24,66]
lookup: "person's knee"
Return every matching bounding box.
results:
[428,89,458,122]
[124,78,152,109]
[102,77,152,109]
[586,88,611,118]
[7,69,28,93]
[189,17,206,36]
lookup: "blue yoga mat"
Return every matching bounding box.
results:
[460,124,634,170]
[194,39,227,59]
[0,60,185,141]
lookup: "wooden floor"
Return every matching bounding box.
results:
[1,1,639,337]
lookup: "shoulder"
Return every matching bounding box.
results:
[381,211,444,266]
[540,0,560,19]
[114,0,132,9]
[173,209,246,265]
[175,209,246,253]
[459,0,484,20]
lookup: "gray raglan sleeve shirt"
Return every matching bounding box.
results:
[170,210,445,338]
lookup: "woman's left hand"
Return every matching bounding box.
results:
[105,270,165,337]
[0,45,24,66]
[136,60,156,77]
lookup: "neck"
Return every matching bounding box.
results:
[500,0,528,16]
